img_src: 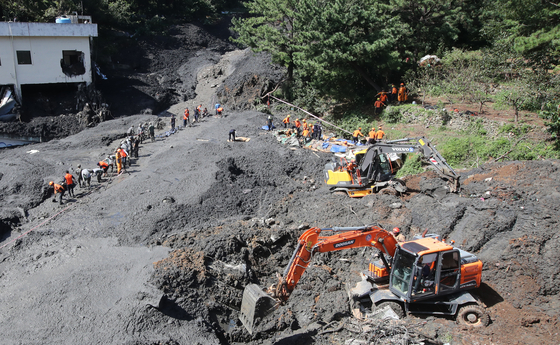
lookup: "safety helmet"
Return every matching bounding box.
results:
[296,118,299,121]
[287,115,290,117]
[400,83,404,85]
[392,227,400,234]
[49,181,54,186]
[379,126,382,129]
[117,148,121,152]
[377,98,380,100]
[303,119,306,122]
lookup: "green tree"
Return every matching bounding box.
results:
[297,0,401,96]
[231,0,304,94]
[390,0,467,65]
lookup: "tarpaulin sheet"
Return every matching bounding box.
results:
[330,145,347,153]
[262,125,276,130]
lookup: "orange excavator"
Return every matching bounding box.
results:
[240,225,488,334]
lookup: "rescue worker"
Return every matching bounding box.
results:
[378,89,389,104]
[353,127,364,144]
[119,147,129,169]
[116,149,123,175]
[132,136,140,158]
[148,122,155,142]
[398,83,409,103]
[376,126,385,141]
[81,168,92,188]
[294,118,302,137]
[127,125,134,137]
[217,106,223,117]
[92,167,104,183]
[313,122,322,140]
[98,160,110,176]
[392,227,405,243]
[76,164,84,188]
[368,127,376,145]
[229,129,236,142]
[282,114,291,128]
[49,181,65,205]
[64,170,76,197]
[137,124,144,143]
[215,103,221,115]
[302,119,309,131]
[183,108,190,127]
[170,114,176,130]
[267,116,273,131]
[202,107,209,118]
[390,84,398,103]
[374,98,386,115]
[195,104,202,122]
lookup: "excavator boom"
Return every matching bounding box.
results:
[240,226,398,333]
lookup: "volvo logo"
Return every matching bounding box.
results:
[392,147,414,152]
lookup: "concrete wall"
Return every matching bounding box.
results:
[0,22,98,101]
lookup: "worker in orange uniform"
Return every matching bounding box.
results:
[49,181,66,204]
[368,127,376,145]
[97,161,110,176]
[183,108,190,127]
[352,127,364,144]
[64,170,76,197]
[379,89,389,104]
[302,119,309,131]
[374,98,386,115]
[294,118,302,136]
[390,84,398,103]
[116,149,123,175]
[217,106,224,117]
[398,83,409,103]
[392,227,405,242]
[283,114,291,128]
[376,126,385,141]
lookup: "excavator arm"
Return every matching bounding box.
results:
[380,137,460,192]
[276,225,398,301]
[240,225,398,333]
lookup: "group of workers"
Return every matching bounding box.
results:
[281,115,323,142]
[352,126,385,145]
[48,121,157,205]
[374,83,410,114]
[171,104,224,131]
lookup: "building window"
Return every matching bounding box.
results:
[61,50,85,76]
[16,51,32,65]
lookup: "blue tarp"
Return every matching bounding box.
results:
[262,125,276,130]
[330,145,347,153]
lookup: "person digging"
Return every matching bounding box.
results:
[49,181,66,205]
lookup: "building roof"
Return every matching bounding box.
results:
[0,22,97,38]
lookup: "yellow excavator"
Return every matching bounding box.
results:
[324,137,460,197]
[240,225,488,334]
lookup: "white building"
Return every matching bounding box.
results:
[0,15,98,103]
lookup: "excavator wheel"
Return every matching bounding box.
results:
[376,301,405,318]
[456,304,490,328]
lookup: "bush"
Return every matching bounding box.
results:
[381,106,402,123]
[396,154,423,178]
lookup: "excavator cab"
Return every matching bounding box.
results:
[388,238,472,306]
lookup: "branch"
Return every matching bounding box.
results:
[490,136,526,163]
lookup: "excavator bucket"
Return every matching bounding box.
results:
[239,284,277,334]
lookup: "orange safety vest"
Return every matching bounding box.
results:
[392,87,398,94]
[283,116,290,124]
[295,120,301,128]
[217,107,223,112]
[353,130,363,137]
[99,161,109,168]
[197,105,202,112]
[376,130,385,139]
[184,109,189,120]
[369,130,376,139]
[54,183,65,193]
[375,100,384,108]
[302,129,309,137]
[380,93,388,103]
[65,173,73,185]
[303,122,309,130]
